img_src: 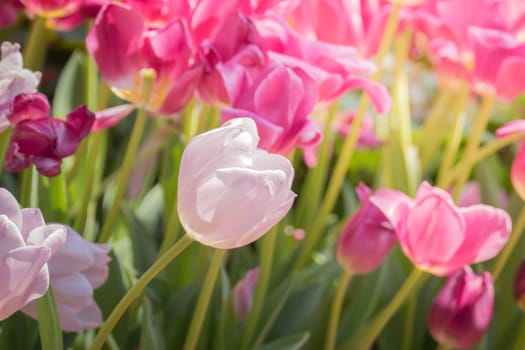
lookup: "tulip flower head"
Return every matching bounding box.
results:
[4,93,94,176]
[22,225,111,332]
[0,41,41,131]
[232,267,259,320]
[337,183,397,274]
[177,118,296,249]
[429,268,494,349]
[371,182,511,276]
[0,188,67,320]
[515,260,525,311]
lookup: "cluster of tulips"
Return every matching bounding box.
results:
[1,0,525,349]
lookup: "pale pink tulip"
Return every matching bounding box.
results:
[22,225,110,332]
[177,118,296,249]
[429,268,494,349]
[371,182,511,276]
[337,184,397,274]
[232,267,259,320]
[0,188,67,320]
[221,63,321,157]
[0,42,41,131]
[496,120,525,201]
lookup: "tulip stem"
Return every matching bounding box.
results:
[294,2,402,269]
[440,132,524,189]
[97,70,155,243]
[492,204,525,281]
[436,83,469,187]
[36,287,63,350]
[183,248,228,350]
[451,94,495,200]
[512,315,525,350]
[353,268,428,350]
[325,271,352,350]
[90,234,194,350]
[239,227,278,350]
[24,16,48,71]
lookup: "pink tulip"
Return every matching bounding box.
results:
[457,181,508,209]
[337,184,397,274]
[22,225,110,332]
[121,0,191,29]
[0,42,41,131]
[515,260,525,311]
[45,0,110,31]
[86,3,202,122]
[177,118,296,249]
[197,10,266,104]
[221,63,321,157]
[254,15,391,112]
[0,0,23,29]
[20,0,84,18]
[4,92,94,176]
[232,267,259,320]
[429,268,494,349]
[0,188,67,320]
[370,182,511,276]
[496,119,525,201]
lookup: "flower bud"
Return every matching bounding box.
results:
[232,268,259,320]
[515,260,525,311]
[336,183,397,274]
[429,268,494,349]
[177,118,296,249]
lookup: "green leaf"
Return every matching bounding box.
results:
[140,297,165,350]
[256,332,310,350]
[52,50,85,118]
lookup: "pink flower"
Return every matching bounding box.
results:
[22,225,111,332]
[0,0,23,29]
[0,188,67,320]
[429,268,494,349]
[370,182,511,276]
[337,184,397,274]
[457,181,508,209]
[515,260,525,311]
[45,0,110,31]
[20,0,84,18]
[254,15,390,112]
[221,63,321,157]
[177,118,296,249]
[4,93,94,176]
[232,267,259,320]
[496,119,525,201]
[0,42,41,131]
[197,10,266,104]
[86,3,202,125]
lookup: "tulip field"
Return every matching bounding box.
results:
[1,1,525,350]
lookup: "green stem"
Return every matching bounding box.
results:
[325,272,352,350]
[452,94,495,200]
[294,2,402,269]
[354,268,428,350]
[24,16,48,71]
[47,174,68,222]
[20,166,38,207]
[492,204,525,281]
[36,287,63,350]
[512,315,525,350]
[436,84,469,186]
[239,227,278,350]
[402,293,417,350]
[183,249,228,350]
[440,132,523,189]
[418,90,452,169]
[89,234,194,350]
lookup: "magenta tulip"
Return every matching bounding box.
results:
[371,182,511,276]
[177,118,296,249]
[515,260,525,311]
[337,183,397,274]
[429,268,494,349]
